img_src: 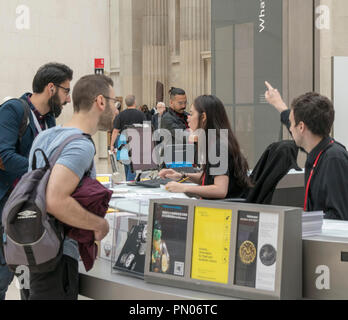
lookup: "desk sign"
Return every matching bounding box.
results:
[96,174,112,183]
[96,174,112,188]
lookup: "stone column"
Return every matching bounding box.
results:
[142,0,169,108]
[119,0,144,102]
[180,0,211,106]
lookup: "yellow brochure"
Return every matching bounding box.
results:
[191,207,232,284]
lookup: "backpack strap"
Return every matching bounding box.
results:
[49,134,94,167]
[18,98,31,141]
[82,133,96,177]
[32,149,51,171]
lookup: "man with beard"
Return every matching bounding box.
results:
[161,87,189,145]
[0,62,73,300]
[23,74,115,300]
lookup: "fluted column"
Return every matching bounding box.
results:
[180,0,211,105]
[142,0,169,108]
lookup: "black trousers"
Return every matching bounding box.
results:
[23,255,79,300]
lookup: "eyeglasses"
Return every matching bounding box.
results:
[103,95,119,105]
[55,84,70,95]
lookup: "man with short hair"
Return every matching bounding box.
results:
[161,87,189,144]
[265,81,348,220]
[110,95,146,151]
[110,94,146,180]
[26,74,115,300]
[0,62,73,301]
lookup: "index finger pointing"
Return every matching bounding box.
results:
[265,81,274,90]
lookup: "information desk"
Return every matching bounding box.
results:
[79,220,348,300]
[78,171,312,300]
[108,169,305,214]
[108,184,192,215]
[79,259,233,300]
[303,219,348,300]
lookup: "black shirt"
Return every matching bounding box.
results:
[113,109,147,132]
[281,110,348,220]
[161,108,189,144]
[202,142,248,199]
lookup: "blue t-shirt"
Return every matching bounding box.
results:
[29,126,96,261]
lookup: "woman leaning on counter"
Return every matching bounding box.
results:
[159,95,251,199]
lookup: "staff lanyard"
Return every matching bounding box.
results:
[30,110,47,135]
[303,140,334,211]
[201,172,206,186]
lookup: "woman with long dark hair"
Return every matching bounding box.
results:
[159,95,251,199]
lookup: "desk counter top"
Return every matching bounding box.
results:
[79,259,233,300]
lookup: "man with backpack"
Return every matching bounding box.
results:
[0,62,73,300]
[20,74,115,300]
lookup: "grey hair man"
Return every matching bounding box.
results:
[152,102,166,131]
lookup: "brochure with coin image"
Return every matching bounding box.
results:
[191,207,232,284]
[150,203,189,277]
[234,211,260,288]
[114,223,148,278]
[255,212,279,291]
[234,211,279,291]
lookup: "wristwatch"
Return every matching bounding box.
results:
[181,172,187,180]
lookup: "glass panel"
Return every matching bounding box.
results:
[212,0,283,167]
[214,25,234,105]
[235,106,254,165]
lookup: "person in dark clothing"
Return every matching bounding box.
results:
[140,104,152,121]
[265,81,348,220]
[110,95,146,180]
[246,140,301,204]
[159,95,251,199]
[0,62,73,301]
[110,95,146,151]
[160,87,190,144]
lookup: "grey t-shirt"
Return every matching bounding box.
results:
[29,126,96,261]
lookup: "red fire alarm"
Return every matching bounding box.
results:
[95,58,105,75]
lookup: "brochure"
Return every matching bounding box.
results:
[234,210,259,288]
[191,207,232,284]
[113,223,147,278]
[234,210,279,291]
[150,203,189,277]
